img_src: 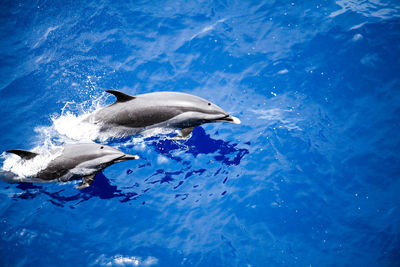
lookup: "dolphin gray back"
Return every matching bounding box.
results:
[37,143,124,180]
[36,144,99,180]
[92,91,228,129]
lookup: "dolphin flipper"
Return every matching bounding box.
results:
[172,127,194,140]
[6,149,39,160]
[106,90,135,103]
[76,174,97,189]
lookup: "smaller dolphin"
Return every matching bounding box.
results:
[4,143,139,189]
[86,90,241,139]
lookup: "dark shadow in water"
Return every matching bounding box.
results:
[11,172,141,208]
[97,127,248,166]
[8,127,248,207]
[149,127,249,165]
[14,183,43,200]
[79,172,140,203]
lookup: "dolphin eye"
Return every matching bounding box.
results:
[208,103,211,106]
[100,146,104,149]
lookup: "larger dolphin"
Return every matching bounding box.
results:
[86,90,241,139]
[4,143,139,189]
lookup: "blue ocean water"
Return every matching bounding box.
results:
[1,0,399,266]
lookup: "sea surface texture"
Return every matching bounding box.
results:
[1,0,399,266]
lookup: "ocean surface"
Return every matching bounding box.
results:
[1,0,399,266]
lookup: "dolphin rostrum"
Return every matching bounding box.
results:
[86,90,241,139]
[4,143,139,189]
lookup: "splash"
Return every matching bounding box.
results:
[42,93,109,143]
[0,93,109,180]
[95,254,159,266]
[42,92,176,144]
[1,146,63,182]
[0,91,177,181]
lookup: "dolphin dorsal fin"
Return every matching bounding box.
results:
[6,149,39,160]
[106,90,135,103]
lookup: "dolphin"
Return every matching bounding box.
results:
[86,90,241,139]
[4,143,139,189]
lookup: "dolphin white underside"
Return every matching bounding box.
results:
[96,111,241,139]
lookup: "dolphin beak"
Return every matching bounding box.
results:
[116,154,140,162]
[215,115,241,124]
[225,115,241,124]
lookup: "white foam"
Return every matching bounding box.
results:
[51,112,101,142]
[95,254,158,266]
[0,93,110,180]
[1,145,63,180]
